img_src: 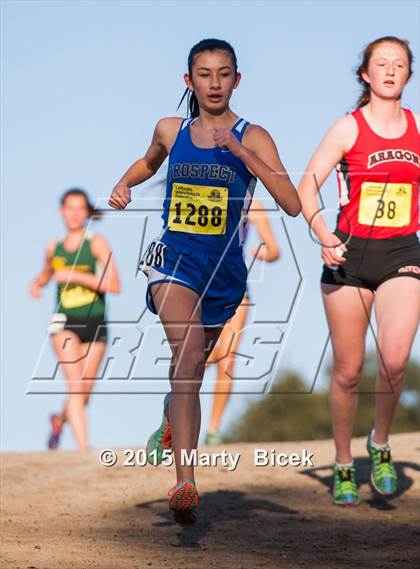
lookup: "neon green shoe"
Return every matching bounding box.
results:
[367,433,398,496]
[205,430,223,445]
[332,465,360,506]
[146,393,172,465]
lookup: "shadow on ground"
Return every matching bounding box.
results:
[89,470,420,567]
[136,489,297,548]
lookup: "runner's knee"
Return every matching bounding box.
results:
[378,351,408,386]
[171,347,206,383]
[333,361,363,391]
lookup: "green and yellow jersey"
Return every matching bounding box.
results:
[51,232,106,319]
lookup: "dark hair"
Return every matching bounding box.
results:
[60,188,102,220]
[355,36,413,108]
[177,38,238,118]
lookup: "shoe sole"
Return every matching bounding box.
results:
[146,403,172,466]
[169,484,199,524]
[146,434,172,466]
[333,498,360,506]
[169,486,198,510]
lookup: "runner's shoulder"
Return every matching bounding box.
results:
[154,117,184,149]
[46,239,57,258]
[330,113,358,137]
[243,123,272,139]
[90,233,110,250]
[155,117,184,136]
[325,114,358,153]
[242,123,276,149]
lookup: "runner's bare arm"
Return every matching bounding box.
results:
[242,126,301,217]
[54,235,121,294]
[29,241,56,298]
[212,125,300,216]
[248,198,280,261]
[297,115,357,265]
[109,117,182,209]
[298,115,357,242]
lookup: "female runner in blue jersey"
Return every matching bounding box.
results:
[109,38,301,524]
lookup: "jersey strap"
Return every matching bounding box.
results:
[231,118,250,143]
[169,118,193,154]
[403,108,418,134]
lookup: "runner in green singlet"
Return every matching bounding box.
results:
[30,188,121,449]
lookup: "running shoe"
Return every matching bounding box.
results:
[168,479,199,524]
[367,432,398,496]
[205,429,223,445]
[332,465,360,506]
[48,414,63,450]
[146,393,172,465]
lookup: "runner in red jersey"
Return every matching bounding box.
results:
[298,36,419,506]
[336,108,419,240]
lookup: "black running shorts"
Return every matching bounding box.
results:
[49,314,108,343]
[321,230,420,291]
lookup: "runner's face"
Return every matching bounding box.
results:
[185,50,240,114]
[61,195,89,230]
[362,42,410,101]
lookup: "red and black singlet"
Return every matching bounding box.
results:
[336,108,419,239]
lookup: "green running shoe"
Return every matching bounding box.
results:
[367,433,398,496]
[332,465,360,506]
[205,429,223,445]
[146,393,172,465]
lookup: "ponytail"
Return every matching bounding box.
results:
[177,88,200,119]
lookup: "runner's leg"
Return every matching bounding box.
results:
[322,284,373,463]
[51,331,88,449]
[151,282,214,482]
[208,301,249,433]
[373,277,420,443]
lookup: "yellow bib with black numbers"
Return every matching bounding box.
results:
[168,183,228,235]
[358,182,412,227]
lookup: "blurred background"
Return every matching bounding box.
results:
[1,0,419,451]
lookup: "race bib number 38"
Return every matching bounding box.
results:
[358,182,412,227]
[168,183,228,235]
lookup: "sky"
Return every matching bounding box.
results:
[1,0,419,452]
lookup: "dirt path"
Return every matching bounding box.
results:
[2,432,420,569]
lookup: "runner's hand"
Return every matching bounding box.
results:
[30,282,42,299]
[213,128,243,157]
[109,184,132,209]
[321,233,347,267]
[250,245,277,262]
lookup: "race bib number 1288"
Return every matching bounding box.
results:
[168,183,228,235]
